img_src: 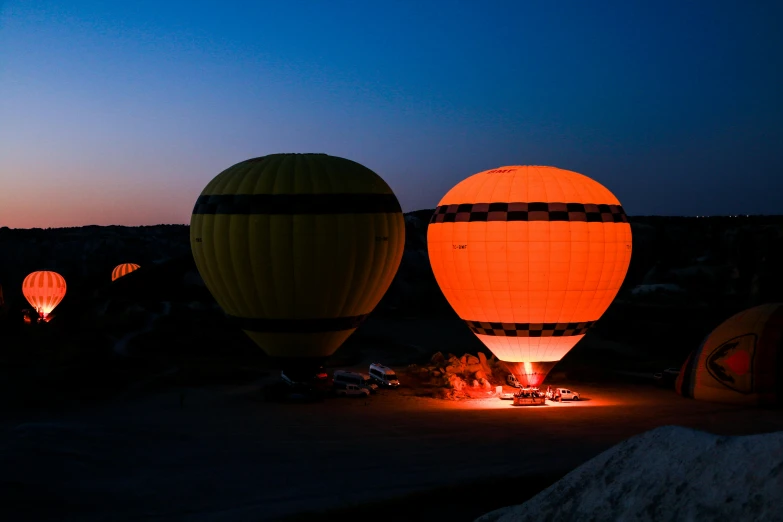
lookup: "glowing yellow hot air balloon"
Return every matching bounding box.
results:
[190,153,405,379]
[428,166,632,387]
[22,271,67,321]
[112,263,140,281]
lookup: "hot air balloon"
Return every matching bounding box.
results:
[112,263,140,281]
[22,271,67,321]
[190,153,405,380]
[428,166,632,387]
[676,304,783,406]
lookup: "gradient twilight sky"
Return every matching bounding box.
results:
[1,0,781,228]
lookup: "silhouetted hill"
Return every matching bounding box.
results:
[1,214,782,408]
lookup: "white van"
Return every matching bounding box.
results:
[333,370,378,393]
[369,363,400,388]
[547,387,580,401]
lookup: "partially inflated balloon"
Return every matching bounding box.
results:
[22,271,67,320]
[428,166,632,386]
[190,153,405,379]
[676,304,783,406]
[112,263,140,281]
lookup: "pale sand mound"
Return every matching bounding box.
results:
[476,425,783,522]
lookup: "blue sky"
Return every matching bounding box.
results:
[1,0,781,227]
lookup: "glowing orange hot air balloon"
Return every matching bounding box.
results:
[112,263,140,281]
[22,271,67,321]
[428,166,632,387]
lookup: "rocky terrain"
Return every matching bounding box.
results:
[477,425,783,522]
[404,351,507,399]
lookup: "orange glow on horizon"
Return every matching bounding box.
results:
[0,181,193,228]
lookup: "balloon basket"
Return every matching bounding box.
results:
[512,396,547,406]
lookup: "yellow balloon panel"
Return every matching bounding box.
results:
[192,212,403,320]
[190,154,405,360]
[245,331,357,359]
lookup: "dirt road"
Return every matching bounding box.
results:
[1,382,781,521]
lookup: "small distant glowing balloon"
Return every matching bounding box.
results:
[428,166,633,387]
[112,263,140,281]
[22,271,67,320]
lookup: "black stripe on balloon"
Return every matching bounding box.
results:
[429,203,628,223]
[192,193,401,215]
[227,314,369,333]
[466,320,596,337]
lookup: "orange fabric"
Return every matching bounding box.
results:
[478,334,588,366]
[22,271,67,318]
[112,263,140,281]
[428,166,632,365]
[503,361,557,387]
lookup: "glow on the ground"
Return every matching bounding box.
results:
[418,394,622,411]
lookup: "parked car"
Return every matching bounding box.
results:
[547,387,580,401]
[333,370,378,393]
[369,363,400,388]
[335,384,370,398]
[507,374,522,388]
[281,369,331,389]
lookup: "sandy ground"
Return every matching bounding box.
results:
[1,380,782,522]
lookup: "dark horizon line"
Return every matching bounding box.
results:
[3,212,782,231]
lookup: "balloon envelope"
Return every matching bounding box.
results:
[676,303,783,406]
[22,271,67,319]
[427,166,632,386]
[190,153,405,379]
[112,263,140,281]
